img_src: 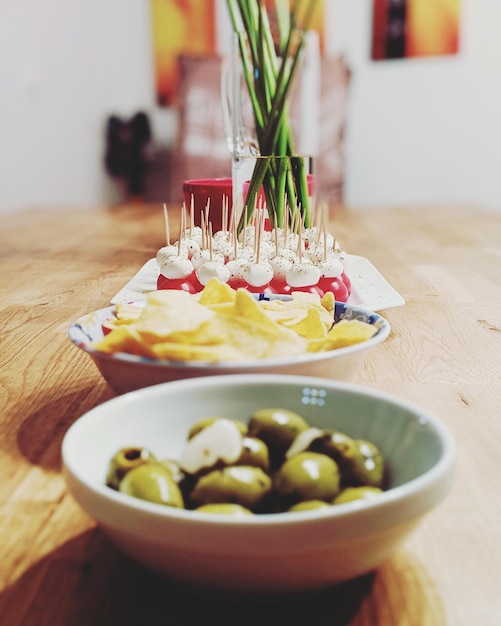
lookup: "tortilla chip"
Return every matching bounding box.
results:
[114,303,143,323]
[93,326,156,358]
[136,319,226,347]
[289,291,323,306]
[150,341,240,362]
[232,289,283,333]
[287,307,328,339]
[320,291,335,315]
[257,299,304,328]
[101,303,143,333]
[261,294,332,333]
[135,290,214,338]
[91,286,377,364]
[201,302,235,316]
[307,319,378,352]
[198,278,236,305]
[212,314,305,359]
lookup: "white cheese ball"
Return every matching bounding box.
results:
[256,239,276,260]
[224,241,244,261]
[282,232,303,255]
[241,261,274,287]
[212,230,231,245]
[305,242,328,264]
[317,257,344,278]
[213,240,235,260]
[238,246,258,261]
[273,246,297,262]
[286,260,321,287]
[269,255,293,280]
[191,249,224,270]
[302,227,319,247]
[269,228,285,247]
[239,225,256,247]
[159,255,194,279]
[185,226,203,242]
[196,261,231,285]
[181,238,201,259]
[156,243,188,266]
[225,258,247,281]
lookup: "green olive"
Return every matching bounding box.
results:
[310,432,385,489]
[344,440,385,488]
[119,463,184,508]
[106,446,156,489]
[190,465,272,511]
[235,437,270,472]
[308,430,358,464]
[273,452,341,505]
[107,409,388,515]
[248,408,310,463]
[333,486,383,505]
[188,417,248,440]
[158,458,186,485]
[195,503,253,516]
[288,500,331,512]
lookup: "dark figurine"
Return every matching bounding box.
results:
[104,111,154,198]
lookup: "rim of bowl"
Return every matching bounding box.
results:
[68,301,391,370]
[62,374,455,527]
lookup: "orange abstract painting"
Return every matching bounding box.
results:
[151,0,216,106]
[264,0,325,54]
[372,0,461,60]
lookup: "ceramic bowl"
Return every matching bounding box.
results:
[62,374,454,593]
[68,300,390,394]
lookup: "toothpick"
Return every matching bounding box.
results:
[317,201,328,244]
[232,211,238,260]
[284,204,289,248]
[255,209,263,261]
[178,204,186,255]
[190,195,195,230]
[183,203,188,240]
[291,206,298,238]
[297,217,303,259]
[201,211,207,249]
[242,205,248,246]
[323,212,328,261]
[222,195,228,234]
[163,203,170,246]
[205,198,211,228]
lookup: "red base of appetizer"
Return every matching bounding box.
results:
[156,271,352,302]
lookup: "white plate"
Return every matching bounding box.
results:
[342,255,405,311]
[111,255,405,311]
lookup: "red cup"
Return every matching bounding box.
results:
[183,178,233,232]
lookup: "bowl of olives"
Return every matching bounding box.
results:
[62,374,454,593]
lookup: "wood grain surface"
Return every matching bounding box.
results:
[1,203,500,626]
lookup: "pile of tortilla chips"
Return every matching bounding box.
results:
[93,279,378,362]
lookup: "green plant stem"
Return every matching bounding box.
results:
[226,0,318,232]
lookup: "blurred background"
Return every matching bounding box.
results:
[1,0,500,215]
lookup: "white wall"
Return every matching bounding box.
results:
[328,0,501,211]
[0,0,174,214]
[1,0,500,215]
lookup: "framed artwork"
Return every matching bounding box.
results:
[372,0,461,61]
[151,0,217,106]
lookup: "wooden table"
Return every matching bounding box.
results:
[1,203,500,626]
